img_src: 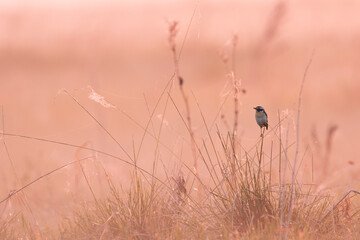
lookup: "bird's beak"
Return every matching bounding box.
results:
[253,107,256,109]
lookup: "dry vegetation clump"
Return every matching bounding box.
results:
[3,139,360,239]
[0,214,38,239]
[59,178,187,239]
[55,128,359,239]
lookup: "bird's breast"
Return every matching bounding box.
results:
[255,111,267,126]
[255,111,266,118]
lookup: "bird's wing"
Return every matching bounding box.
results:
[265,111,268,129]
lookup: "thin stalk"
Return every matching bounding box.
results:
[285,50,314,240]
[258,128,265,180]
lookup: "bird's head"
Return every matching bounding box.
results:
[254,106,265,112]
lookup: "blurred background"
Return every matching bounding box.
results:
[0,0,360,232]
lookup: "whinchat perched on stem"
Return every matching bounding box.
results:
[254,106,268,135]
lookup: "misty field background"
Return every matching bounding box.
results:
[0,0,360,239]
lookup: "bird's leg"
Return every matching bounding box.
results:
[260,127,266,137]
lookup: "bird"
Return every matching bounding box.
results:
[254,106,268,135]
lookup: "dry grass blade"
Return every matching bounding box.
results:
[0,133,173,205]
[320,190,360,223]
[284,50,315,240]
